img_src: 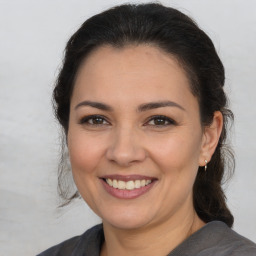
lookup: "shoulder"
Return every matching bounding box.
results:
[37,224,104,256]
[169,221,256,256]
[194,221,256,256]
[215,222,256,256]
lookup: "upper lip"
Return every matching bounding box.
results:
[100,174,157,182]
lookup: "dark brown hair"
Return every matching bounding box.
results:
[53,3,234,227]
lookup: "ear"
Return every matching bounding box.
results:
[199,111,223,167]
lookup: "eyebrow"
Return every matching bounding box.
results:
[75,100,185,112]
[75,101,113,111]
[137,101,185,112]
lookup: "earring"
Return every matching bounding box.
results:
[204,160,208,171]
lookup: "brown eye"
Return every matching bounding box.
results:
[146,115,176,126]
[80,115,109,125]
[153,117,168,125]
[90,117,104,124]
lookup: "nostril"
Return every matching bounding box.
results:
[106,144,147,166]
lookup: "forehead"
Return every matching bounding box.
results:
[77,44,186,81]
[72,44,198,111]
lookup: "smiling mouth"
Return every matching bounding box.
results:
[104,178,152,190]
[100,175,157,199]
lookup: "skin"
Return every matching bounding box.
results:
[68,45,223,256]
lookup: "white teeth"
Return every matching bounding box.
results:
[134,180,141,188]
[113,179,118,188]
[146,180,151,185]
[105,178,152,190]
[118,180,126,189]
[106,178,113,186]
[126,181,135,190]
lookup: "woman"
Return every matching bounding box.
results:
[38,3,256,256]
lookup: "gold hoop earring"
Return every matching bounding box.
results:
[204,160,208,171]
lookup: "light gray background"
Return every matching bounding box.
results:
[0,0,255,255]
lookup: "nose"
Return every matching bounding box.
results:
[106,127,147,166]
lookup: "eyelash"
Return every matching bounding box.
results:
[79,115,109,126]
[79,115,176,127]
[145,115,176,127]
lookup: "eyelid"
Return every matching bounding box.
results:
[79,114,110,125]
[144,115,177,126]
[78,114,176,127]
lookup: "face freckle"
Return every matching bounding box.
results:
[68,44,205,230]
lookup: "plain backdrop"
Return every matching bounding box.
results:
[0,0,255,255]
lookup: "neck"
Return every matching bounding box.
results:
[100,210,205,256]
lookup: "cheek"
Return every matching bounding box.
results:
[67,129,106,211]
[148,131,202,173]
[68,129,105,175]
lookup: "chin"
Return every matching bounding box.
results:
[100,210,154,230]
[104,218,150,230]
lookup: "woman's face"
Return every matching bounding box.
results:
[68,45,208,230]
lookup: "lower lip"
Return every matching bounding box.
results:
[101,179,156,199]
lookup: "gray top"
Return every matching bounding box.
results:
[37,221,256,256]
